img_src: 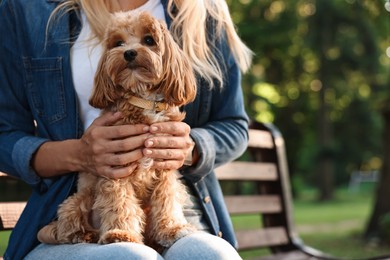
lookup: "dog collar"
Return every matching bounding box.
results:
[125,94,169,112]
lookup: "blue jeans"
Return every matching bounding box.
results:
[25,232,242,260]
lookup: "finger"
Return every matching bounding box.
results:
[105,133,150,153]
[105,149,144,167]
[102,163,138,179]
[143,148,185,161]
[101,124,150,140]
[144,136,190,149]
[92,112,123,127]
[150,122,190,136]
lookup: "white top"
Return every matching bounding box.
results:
[71,0,165,130]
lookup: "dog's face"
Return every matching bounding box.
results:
[90,11,196,109]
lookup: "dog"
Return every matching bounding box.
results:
[37,11,197,249]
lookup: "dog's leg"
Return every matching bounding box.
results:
[94,178,145,244]
[148,170,195,247]
[38,173,99,244]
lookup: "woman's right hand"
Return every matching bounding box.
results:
[32,112,149,179]
[79,112,149,179]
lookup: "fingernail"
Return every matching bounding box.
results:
[143,126,150,132]
[145,140,153,147]
[150,126,158,132]
[144,149,152,155]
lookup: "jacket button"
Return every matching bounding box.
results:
[218,231,223,237]
[203,196,211,203]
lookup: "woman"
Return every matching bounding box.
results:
[0,0,252,259]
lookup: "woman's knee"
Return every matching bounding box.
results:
[92,243,164,260]
[163,232,242,260]
[26,242,164,260]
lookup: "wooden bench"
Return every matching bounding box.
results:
[0,173,27,231]
[1,122,388,259]
[214,121,332,259]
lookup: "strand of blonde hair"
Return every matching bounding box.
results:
[168,0,252,87]
[49,0,252,88]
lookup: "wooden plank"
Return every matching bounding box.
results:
[0,202,26,230]
[215,161,278,181]
[248,129,274,149]
[224,195,281,214]
[236,227,289,250]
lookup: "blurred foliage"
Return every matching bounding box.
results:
[227,0,390,195]
[380,212,390,243]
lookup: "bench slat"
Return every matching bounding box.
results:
[236,227,288,250]
[215,162,278,181]
[224,195,282,214]
[248,129,274,149]
[0,202,26,230]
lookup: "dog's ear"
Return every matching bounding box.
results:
[159,24,197,107]
[89,51,117,109]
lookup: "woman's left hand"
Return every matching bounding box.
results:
[143,121,195,170]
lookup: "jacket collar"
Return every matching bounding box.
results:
[160,0,173,28]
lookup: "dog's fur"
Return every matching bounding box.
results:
[37,11,197,248]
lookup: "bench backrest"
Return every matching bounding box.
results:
[215,122,299,253]
[0,172,27,231]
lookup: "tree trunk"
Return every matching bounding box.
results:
[364,106,390,240]
[315,1,334,201]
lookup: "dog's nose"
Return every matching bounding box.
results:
[124,50,137,62]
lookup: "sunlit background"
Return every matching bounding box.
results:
[227,0,389,198]
[226,0,390,258]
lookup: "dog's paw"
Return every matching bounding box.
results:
[99,229,143,244]
[37,222,99,244]
[58,230,99,244]
[71,230,99,244]
[156,224,196,247]
[37,222,59,244]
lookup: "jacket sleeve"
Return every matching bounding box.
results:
[182,36,249,182]
[0,0,49,189]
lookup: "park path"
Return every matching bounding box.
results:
[296,219,363,234]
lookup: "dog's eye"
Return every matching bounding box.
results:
[143,36,156,46]
[115,40,125,47]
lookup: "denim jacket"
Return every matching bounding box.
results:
[0,0,248,259]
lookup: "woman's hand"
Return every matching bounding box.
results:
[32,113,195,179]
[143,121,197,170]
[79,112,149,179]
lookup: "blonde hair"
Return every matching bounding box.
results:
[50,0,252,88]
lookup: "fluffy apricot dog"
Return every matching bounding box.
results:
[37,11,197,249]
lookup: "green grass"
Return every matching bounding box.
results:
[294,191,373,225]
[0,231,10,256]
[233,186,390,259]
[300,232,390,259]
[231,187,373,229]
[291,187,389,259]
